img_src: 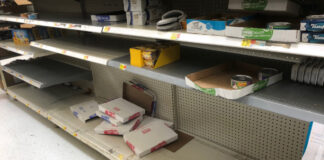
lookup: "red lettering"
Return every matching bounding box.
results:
[128,112,140,121]
[151,141,166,152]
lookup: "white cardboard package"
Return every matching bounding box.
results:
[140,116,174,129]
[123,0,162,12]
[124,120,178,157]
[126,8,163,25]
[96,110,123,126]
[98,98,145,123]
[70,100,99,123]
[95,116,143,135]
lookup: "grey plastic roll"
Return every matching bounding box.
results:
[157,17,178,26]
[310,62,324,85]
[317,67,324,86]
[291,63,300,82]
[304,60,320,84]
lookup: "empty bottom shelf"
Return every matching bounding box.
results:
[6,83,245,160]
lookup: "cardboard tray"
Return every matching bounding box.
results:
[185,61,283,99]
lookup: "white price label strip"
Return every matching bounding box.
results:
[303,122,324,160]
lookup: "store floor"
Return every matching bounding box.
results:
[0,90,107,160]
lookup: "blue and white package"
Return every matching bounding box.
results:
[302,32,324,43]
[70,100,99,123]
[126,8,163,25]
[187,15,254,36]
[91,11,126,22]
[301,19,324,32]
[123,0,162,12]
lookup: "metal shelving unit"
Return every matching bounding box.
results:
[2,58,92,88]
[7,83,246,160]
[30,37,133,65]
[0,15,103,33]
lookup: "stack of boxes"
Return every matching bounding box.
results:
[301,16,324,43]
[95,98,145,135]
[70,100,99,123]
[123,0,164,25]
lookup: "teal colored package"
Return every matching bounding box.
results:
[301,19,324,32]
[301,32,324,43]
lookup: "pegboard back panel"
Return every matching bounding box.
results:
[175,87,309,160]
[91,63,174,122]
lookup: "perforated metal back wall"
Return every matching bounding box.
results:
[175,87,309,160]
[91,64,174,122]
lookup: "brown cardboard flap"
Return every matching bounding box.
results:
[14,0,32,5]
[187,62,262,90]
[123,82,153,115]
[20,24,36,28]
[166,131,194,152]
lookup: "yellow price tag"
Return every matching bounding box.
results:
[170,33,180,40]
[84,55,89,60]
[119,64,126,71]
[26,104,29,107]
[73,133,77,137]
[119,154,124,160]
[23,51,27,55]
[47,116,51,120]
[241,39,251,47]
[61,50,66,54]
[63,126,67,130]
[103,26,111,32]
[37,110,41,114]
[39,44,43,48]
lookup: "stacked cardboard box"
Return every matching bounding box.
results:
[95,98,145,135]
[123,0,164,25]
[70,100,99,123]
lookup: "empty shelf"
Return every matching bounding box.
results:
[30,37,133,65]
[0,39,53,57]
[2,58,92,88]
[239,81,324,124]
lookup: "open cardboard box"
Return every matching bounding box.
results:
[185,62,283,99]
[225,16,300,42]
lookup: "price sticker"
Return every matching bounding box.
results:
[119,154,124,160]
[120,64,126,70]
[242,39,252,47]
[63,126,67,131]
[103,26,111,32]
[61,50,66,54]
[170,33,181,40]
[48,116,52,120]
[26,104,29,107]
[39,44,43,48]
[37,110,41,114]
[73,133,77,137]
[84,55,89,60]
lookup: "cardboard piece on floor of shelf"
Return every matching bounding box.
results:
[14,0,32,5]
[228,0,300,15]
[98,98,145,123]
[165,131,194,152]
[70,100,99,123]
[123,120,178,157]
[96,110,123,126]
[94,116,143,135]
[123,81,156,116]
[185,61,283,100]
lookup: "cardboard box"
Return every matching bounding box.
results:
[126,8,163,25]
[185,62,283,99]
[228,0,300,15]
[99,98,145,123]
[70,100,98,123]
[95,116,143,135]
[139,116,174,129]
[301,32,324,43]
[91,11,126,22]
[96,110,123,126]
[123,120,178,157]
[11,28,36,45]
[123,80,157,116]
[130,43,180,69]
[187,14,255,36]
[301,19,324,32]
[123,0,162,11]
